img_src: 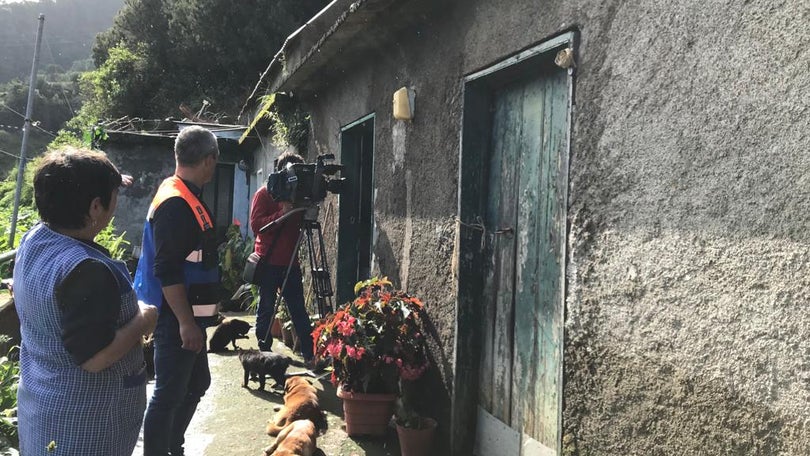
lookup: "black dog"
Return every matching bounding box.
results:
[238,350,292,391]
[142,334,155,380]
[208,318,252,352]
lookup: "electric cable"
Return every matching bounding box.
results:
[43,36,75,115]
[0,102,57,137]
[0,148,22,160]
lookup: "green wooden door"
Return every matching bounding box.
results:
[473,60,569,455]
[337,116,375,305]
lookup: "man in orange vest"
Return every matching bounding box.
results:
[134,125,220,456]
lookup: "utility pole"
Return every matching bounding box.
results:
[9,14,45,247]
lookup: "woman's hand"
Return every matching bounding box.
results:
[139,302,158,335]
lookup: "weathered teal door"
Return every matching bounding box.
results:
[454,35,572,456]
[336,115,375,305]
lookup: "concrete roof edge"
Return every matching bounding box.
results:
[239,0,411,119]
[240,0,352,118]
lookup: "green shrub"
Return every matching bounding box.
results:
[95,217,130,260]
[218,224,253,297]
[0,342,19,451]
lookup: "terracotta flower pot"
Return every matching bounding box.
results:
[337,386,396,437]
[396,418,437,456]
[281,326,293,347]
[270,318,282,338]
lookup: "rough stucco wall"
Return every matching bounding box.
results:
[106,136,259,250]
[299,0,810,453]
[104,139,175,249]
[305,24,461,433]
[562,0,810,454]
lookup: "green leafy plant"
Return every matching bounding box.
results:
[95,217,130,260]
[246,285,260,314]
[395,397,435,430]
[275,298,290,323]
[217,223,253,297]
[313,277,430,394]
[0,343,19,451]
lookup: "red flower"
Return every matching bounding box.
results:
[345,345,366,360]
[337,316,356,336]
[312,277,430,393]
[326,340,344,358]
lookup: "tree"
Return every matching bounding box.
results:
[79,44,153,119]
[90,0,329,119]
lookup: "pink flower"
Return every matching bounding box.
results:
[399,362,428,381]
[337,317,356,336]
[326,340,344,358]
[345,345,366,360]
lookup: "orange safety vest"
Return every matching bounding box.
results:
[134,176,220,320]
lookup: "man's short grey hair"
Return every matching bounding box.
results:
[175,126,219,166]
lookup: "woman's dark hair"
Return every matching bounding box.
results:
[34,147,122,230]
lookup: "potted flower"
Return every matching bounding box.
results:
[274,299,291,345]
[312,277,429,436]
[395,395,437,456]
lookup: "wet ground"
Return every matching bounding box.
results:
[134,312,402,456]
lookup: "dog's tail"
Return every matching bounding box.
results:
[265,416,289,436]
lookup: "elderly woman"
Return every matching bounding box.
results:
[14,147,158,455]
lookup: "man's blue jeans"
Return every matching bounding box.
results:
[143,309,211,456]
[256,264,314,360]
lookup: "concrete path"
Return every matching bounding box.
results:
[135,312,402,456]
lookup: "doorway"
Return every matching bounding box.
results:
[454,32,574,456]
[336,114,375,305]
[202,163,235,243]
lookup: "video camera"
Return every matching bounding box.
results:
[267,153,346,206]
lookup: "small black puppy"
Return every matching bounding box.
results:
[142,334,155,380]
[208,318,252,352]
[238,350,292,391]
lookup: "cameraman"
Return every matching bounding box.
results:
[249,151,315,366]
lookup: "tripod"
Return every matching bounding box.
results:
[258,203,334,348]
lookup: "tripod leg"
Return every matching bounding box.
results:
[303,222,334,317]
[259,228,306,347]
[314,223,334,314]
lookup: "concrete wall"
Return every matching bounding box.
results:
[249,139,287,237]
[103,135,176,252]
[233,165,251,238]
[294,0,810,453]
[104,134,260,251]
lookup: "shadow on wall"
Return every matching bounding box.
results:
[373,226,453,454]
[562,339,788,455]
[373,227,401,288]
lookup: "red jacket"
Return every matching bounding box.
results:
[249,187,303,266]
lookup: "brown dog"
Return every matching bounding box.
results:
[262,419,324,456]
[265,377,327,436]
